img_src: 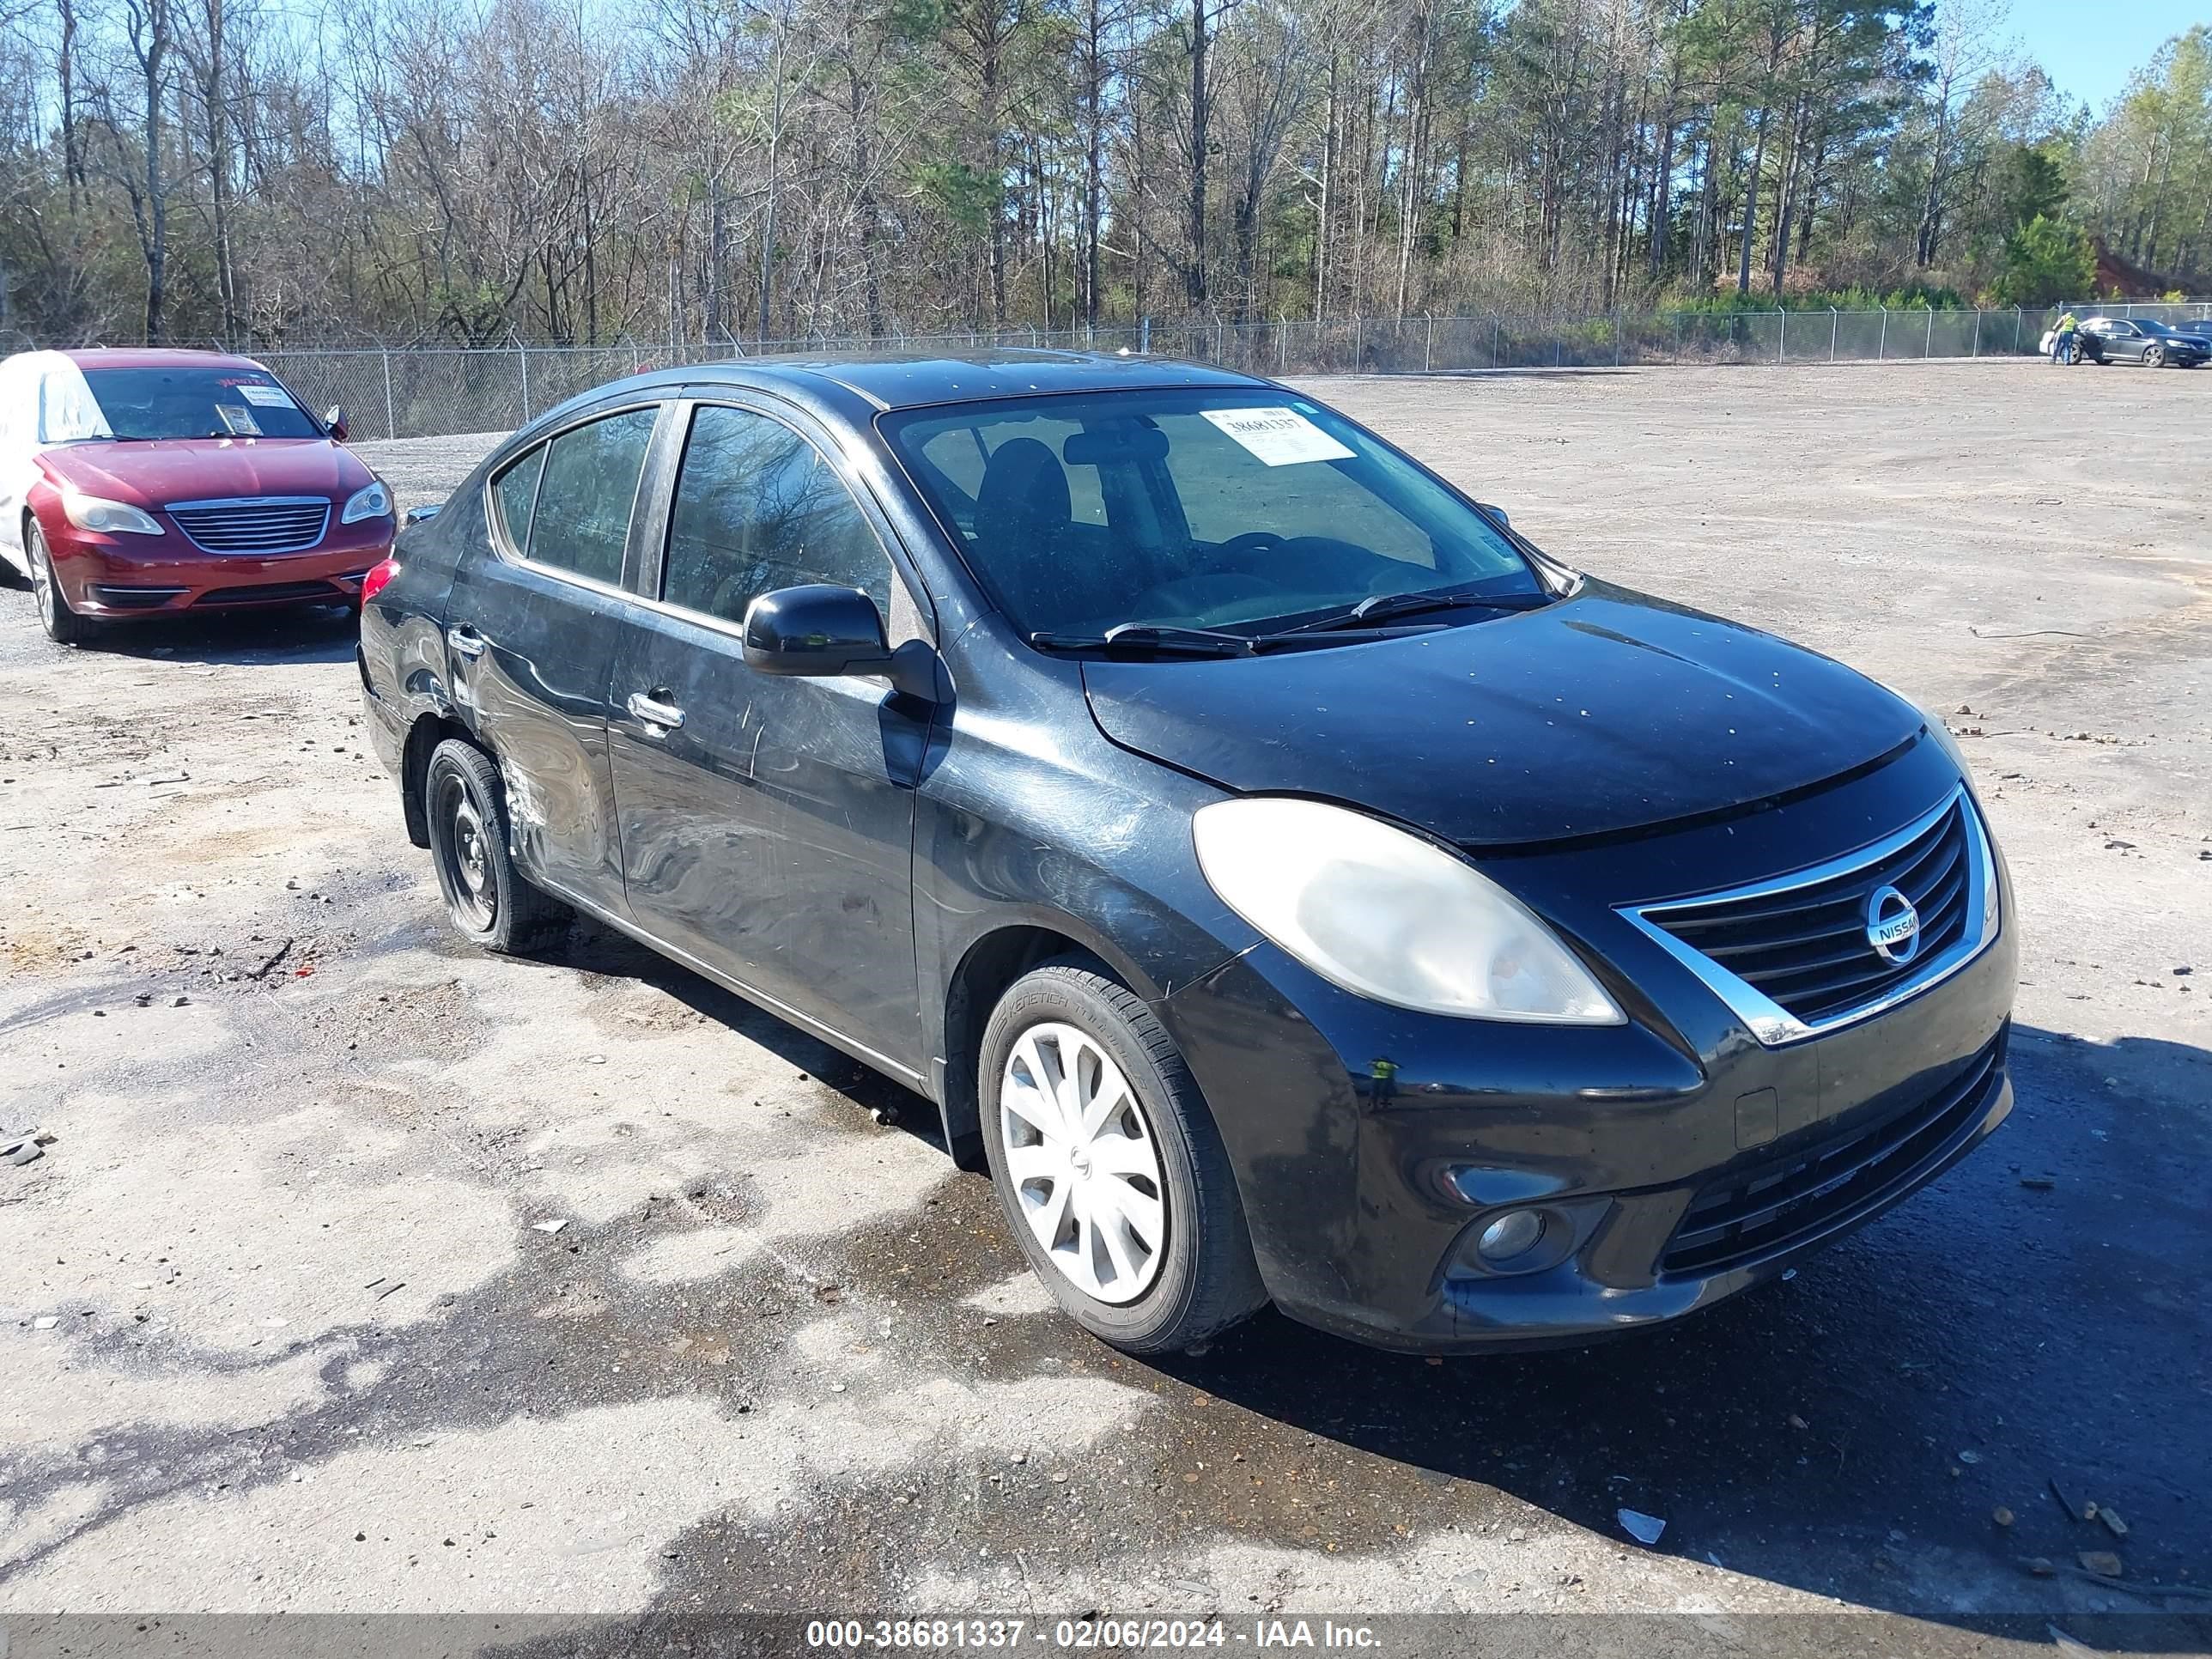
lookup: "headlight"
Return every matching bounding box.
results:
[61,494,162,536]
[341,481,392,524]
[1192,798,1625,1024]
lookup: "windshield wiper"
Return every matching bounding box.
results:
[1268,586,1553,637]
[1030,623,1256,658]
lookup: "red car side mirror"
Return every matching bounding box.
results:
[323,405,349,443]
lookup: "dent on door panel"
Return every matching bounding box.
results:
[444,534,637,914]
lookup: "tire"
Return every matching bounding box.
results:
[422,738,570,954]
[979,957,1267,1353]
[26,522,100,646]
[2146,344,2166,368]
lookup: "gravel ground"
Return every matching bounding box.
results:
[1,361,2207,1651]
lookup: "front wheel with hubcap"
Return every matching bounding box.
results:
[2147,343,2167,368]
[980,958,1266,1352]
[422,738,570,954]
[26,523,100,646]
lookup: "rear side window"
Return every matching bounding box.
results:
[497,406,658,586]
[659,404,891,626]
[491,448,545,550]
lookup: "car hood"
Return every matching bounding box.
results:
[38,439,373,506]
[1079,583,1926,848]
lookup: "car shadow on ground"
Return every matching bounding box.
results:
[520,902,2212,1627]
[548,915,937,1139]
[1146,1019,2212,1624]
[40,602,360,667]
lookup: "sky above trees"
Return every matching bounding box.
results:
[2008,0,2207,111]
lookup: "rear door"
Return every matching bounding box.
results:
[606,395,936,1079]
[445,398,670,918]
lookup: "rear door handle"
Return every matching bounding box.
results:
[448,626,487,659]
[627,690,685,731]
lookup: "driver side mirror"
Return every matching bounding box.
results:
[742,584,893,679]
[404,502,443,526]
[323,405,349,442]
[1476,501,1510,528]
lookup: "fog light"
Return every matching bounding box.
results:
[1476,1209,1547,1263]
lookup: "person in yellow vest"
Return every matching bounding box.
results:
[2051,309,2081,364]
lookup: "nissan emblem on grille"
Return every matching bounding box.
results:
[1864,884,1922,964]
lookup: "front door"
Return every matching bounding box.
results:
[607,398,934,1079]
[445,400,666,917]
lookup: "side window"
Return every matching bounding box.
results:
[519,406,659,586]
[661,404,892,627]
[491,446,545,551]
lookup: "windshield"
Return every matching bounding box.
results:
[58,367,323,442]
[880,389,1540,640]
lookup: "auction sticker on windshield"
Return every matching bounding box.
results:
[1200,406,1355,467]
[236,383,295,408]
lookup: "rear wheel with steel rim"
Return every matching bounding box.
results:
[422,738,569,954]
[980,958,1266,1352]
[26,522,99,646]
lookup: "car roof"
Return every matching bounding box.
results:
[56,346,270,373]
[681,349,1268,413]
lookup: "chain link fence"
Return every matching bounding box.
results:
[249,301,2212,441]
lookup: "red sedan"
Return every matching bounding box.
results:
[0,347,396,644]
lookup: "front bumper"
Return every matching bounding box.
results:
[1158,745,2018,1352]
[46,518,395,618]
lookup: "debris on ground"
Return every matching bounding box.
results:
[1994,1507,2014,1527]
[2078,1550,2124,1577]
[2026,1558,2056,1577]
[2021,1176,2056,1190]
[1617,1509,1666,1546]
[2100,1508,2130,1538]
[4,1139,45,1166]
[245,939,294,980]
[33,1316,59,1330]
[531,1218,568,1235]
[2051,1475,2097,1522]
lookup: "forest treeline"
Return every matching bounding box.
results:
[1,0,2208,348]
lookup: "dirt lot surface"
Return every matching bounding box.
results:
[3,361,2208,1650]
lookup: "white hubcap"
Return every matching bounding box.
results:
[998,1021,1167,1304]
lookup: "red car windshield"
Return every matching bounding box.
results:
[67,367,323,442]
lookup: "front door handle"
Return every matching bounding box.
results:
[448,625,487,659]
[627,690,685,731]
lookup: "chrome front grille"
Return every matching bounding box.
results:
[1620,785,1998,1046]
[166,496,331,554]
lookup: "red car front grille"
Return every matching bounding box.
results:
[167,496,331,554]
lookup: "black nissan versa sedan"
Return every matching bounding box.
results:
[357,351,2015,1356]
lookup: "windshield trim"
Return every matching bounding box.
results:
[875,384,1544,643]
